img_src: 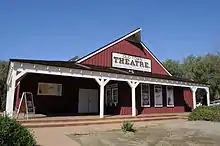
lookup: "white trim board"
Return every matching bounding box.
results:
[6,62,14,85]
[13,62,209,89]
[76,28,141,63]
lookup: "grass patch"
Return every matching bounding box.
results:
[121,121,136,133]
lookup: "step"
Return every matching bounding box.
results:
[22,116,187,128]
[18,114,181,124]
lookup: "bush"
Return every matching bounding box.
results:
[121,121,136,132]
[188,106,220,122]
[0,116,36,146]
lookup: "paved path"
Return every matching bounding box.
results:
[32,119,181,146]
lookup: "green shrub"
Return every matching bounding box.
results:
[121,121,136,132]
[0,116,36,146]
[188,106,220,122]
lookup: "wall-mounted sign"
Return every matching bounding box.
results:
[37,83,62,96]
[112,52,151,72]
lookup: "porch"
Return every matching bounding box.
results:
[14,73,200,117]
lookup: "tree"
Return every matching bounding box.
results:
[0,61,8,111]
[183,54,220,100]
[163,53,220,101]
[182,55,198,80]
[162,59,183,77]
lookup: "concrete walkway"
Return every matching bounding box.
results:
[32,119,185,146]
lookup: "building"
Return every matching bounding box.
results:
[6,28,210,118]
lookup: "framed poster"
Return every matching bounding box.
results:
[166,86,174,106]
[154,85,163,107]
[37,83,62,96]
[105,84,118,106]
[141,84,150,107]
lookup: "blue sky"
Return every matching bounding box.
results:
[0,0,220,62]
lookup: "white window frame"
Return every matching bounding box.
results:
[37,82,62,96]
[154,85,163,107]
[141,84,150,107]
[166,86,174,107]
[105,84,118,106]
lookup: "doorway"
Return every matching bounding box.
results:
[78,89,99,113]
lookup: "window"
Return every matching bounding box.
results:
[105,84,118,106]
[37,83,62,96]
[166,86,174,107]
[154,85,163,107]
[141,84,150,107]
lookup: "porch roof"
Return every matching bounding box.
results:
[10,58,209,86]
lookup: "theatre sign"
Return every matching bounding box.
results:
[112,52,151,72]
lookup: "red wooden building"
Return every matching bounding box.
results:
[6,28,210,118]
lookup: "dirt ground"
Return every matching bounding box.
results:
[68,120,220,146]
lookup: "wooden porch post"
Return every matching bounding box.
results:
[190,87,197,109]
[6,70,16,117]
[127,81,139,116]
[95,78,109,118]
[205,87,210,106]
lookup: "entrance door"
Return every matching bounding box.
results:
[78,89,98,113]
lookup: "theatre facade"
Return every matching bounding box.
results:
[6,28,210,118]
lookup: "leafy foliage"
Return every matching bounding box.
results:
[121,121,135,132]
[0,61,8,111]
[188,106,220,122]
[0,116,36,146]
[162,59,184,77]
[163,53,220,101]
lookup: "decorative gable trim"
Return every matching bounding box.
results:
[76,28,141,63]
[140,42,172,76]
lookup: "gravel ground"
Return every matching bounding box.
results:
[69,120,220,146]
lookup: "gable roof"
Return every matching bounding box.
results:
[76,28,172,76]
[76,28,141,63]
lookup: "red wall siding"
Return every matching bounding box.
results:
[139,107,185,114]
[17,74,189,115]
[183,87,193,111]
[82,40,169,76]
[105,81,133,115]
[107,82,186,115]
[14,83,20,111]
[19,73,99,114]
[135,85,185,114]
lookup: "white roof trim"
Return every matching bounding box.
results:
[6,62,14,85]
[140,42,172,76]
[13,62,208,88]
[77,28,142,63]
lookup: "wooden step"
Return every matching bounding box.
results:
[18,114,180,124]
[21,116,187,128]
